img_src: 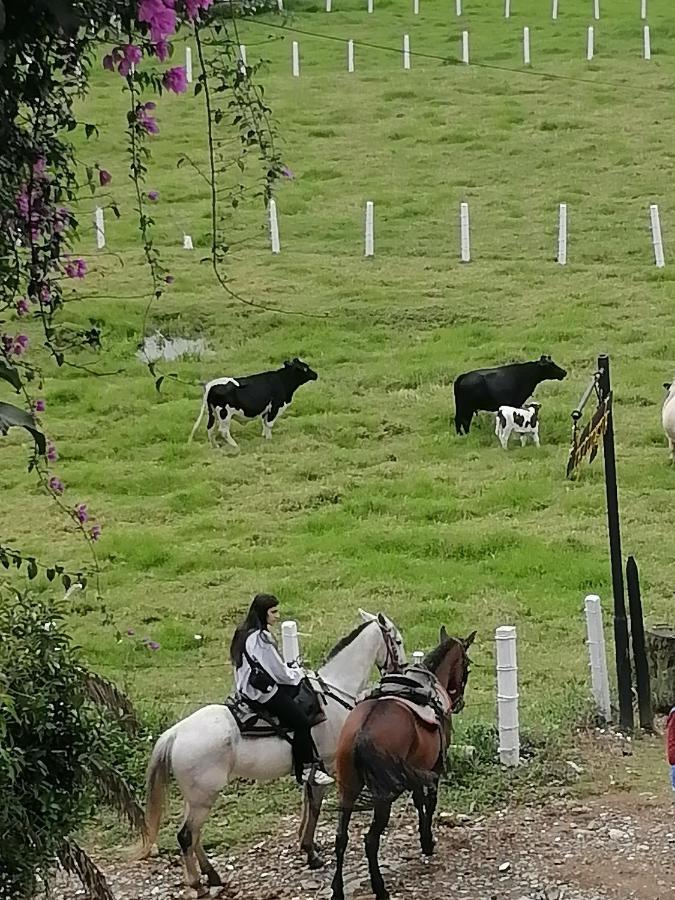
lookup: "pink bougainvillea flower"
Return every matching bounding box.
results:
[124,44,142,64]
[147,640,161,651]
[147,190,159,202]
[33,158,46,177]
[103,54,115,71]
[47,442,58,463]
[137,105,159,135]
[75,503,89,524]
[16,298,30,317]
[144,101,157,110]
[13,335,29,356]
[34,398,46,413]
[138,0,177,43]
[281,166,295,180]
[90,524,102,541]
[163,65,187,94]
[154,39,170,61]
[48,476,64,495]
[64,258,87,279]
[185,0,214,20]
[99,168,112,186]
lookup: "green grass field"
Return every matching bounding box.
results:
[3,0,675,778]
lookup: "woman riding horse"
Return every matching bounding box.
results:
[331,626,476,900]
[231,593,334,787]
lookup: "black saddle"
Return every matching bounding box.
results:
[363,664,446,721]
[226,678,326,741]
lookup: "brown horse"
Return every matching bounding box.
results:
[330,627,475,900]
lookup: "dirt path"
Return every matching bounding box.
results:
[54,788,674,900]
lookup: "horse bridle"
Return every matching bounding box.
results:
[445,639,471,714]
[377,622,403,676]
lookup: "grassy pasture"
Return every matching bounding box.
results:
[3,0,675,791]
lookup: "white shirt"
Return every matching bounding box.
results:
[235,629,303,702]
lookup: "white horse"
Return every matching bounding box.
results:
[135,610,406,897]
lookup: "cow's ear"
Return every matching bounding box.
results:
[284,359,292,368]
[463,630,477,649]
[664,382,672,391]
[358,608,377,623]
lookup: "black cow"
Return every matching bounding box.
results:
[453,354,567,435]
[188,358,318,448]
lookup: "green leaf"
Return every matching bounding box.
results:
[155,376,164,393]
[27,559,38,580]
[0,360,22,392]
[85,123,98,139]
[62,574,72,591]
[46,568,55,582]
[0,402,46,455]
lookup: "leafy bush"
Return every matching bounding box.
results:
[0,591,144,900]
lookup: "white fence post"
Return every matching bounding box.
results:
[403,34,411,69]
[587,26,594,61]
[504,0,510,18]
[412,650,424,664]
[650,204,665,268]
[456,0,462,14]
[348,39,355,72]
[584,596,612,723]
[496,626,520,767]
[238,44,247,71]
[593,0,599,19]
[641,0,646,19]
[185,46,193,83]
[643,25,651,60]
[269,198,280,255]
[183,233,194,250]
[282,620,300,664]
[326,0,332,10]
[557,202,567,265]
[552,0,558,20]
[292,41,300,77]
[368,0,373,13]
[277,0,284,10]
[94,207,105,250]
[461,30,470,64]
[413,0,419,13]
[459,201,471,262]
[523,26,530,65]
[365,201,374,257]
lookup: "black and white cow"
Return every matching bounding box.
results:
[188,358,318,448]
[453,355,567,435]
[495,403,541,449]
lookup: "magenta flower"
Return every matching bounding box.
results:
[138,0,177,43]
[137,103,159,135]
[33,158,46,176]
[16,298,30,317]
[75,504,89,524]
[125,44,142,65]
[64,258,87,279]
[13,335,29,356]
[90,524,102,542]
[144,101,157,110]
[40,283,52,304]
[165,275,174,284]
[147,190,159,202]
[47,443,58,463]
[16,189,30,219]
[48,476,64,495]
[154,39,170,61]
[126,628,135,636]
[34,398,46,413]
[148,640,161,651]
[281,166,295,180]
[163,66,187,94]
[99,169,112,186]
[103,54,115,71]
[185,0,214,20]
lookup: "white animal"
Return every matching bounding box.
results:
[495,402,541,449]
[662,381,675,462]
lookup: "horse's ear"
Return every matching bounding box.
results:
[377,612,387,627]
[463,630,477,649]
[439,625,448,642]
[358,608,377,623]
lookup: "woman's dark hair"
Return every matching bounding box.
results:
[230,594,279,668]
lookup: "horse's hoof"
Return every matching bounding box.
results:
[207,872,223,887]
[308,852,325,870]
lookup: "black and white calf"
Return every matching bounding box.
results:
[188,358,318,448]
[495,403,541,449]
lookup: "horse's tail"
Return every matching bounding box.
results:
[129,727,177,860]
[352,733,436,804]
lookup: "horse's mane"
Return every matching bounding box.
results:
[322,621,370,664]
[424,637,462,672]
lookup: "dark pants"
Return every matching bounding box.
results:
[262,684,317,780]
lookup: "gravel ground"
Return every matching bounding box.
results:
[51,790,674,900]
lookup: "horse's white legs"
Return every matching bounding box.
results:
[178,800,218,898]
[299,783,327,869]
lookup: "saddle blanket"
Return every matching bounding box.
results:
[380,695,439,727]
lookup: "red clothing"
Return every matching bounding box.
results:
[667,708,675,766]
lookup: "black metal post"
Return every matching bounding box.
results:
[626,555,653,732]
[597,353,633,730]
